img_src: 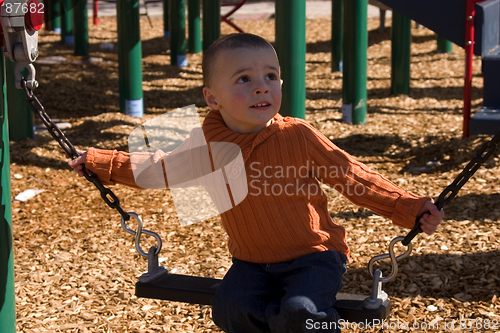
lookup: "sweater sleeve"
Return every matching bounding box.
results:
[296,120,430,229]
[85,147,170,189]
[85,137,208,190]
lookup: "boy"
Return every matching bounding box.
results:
[69,33,444,332]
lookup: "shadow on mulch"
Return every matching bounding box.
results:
[343,250,500,303]
[305,85,482,103]
[329,132,499,175]
[443,193,500,222]
[307,27,393,54]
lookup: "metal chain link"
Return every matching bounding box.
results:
[370,128,500,282]
[402,129,500,245]
[20,78,161,257]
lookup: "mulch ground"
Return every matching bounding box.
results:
[9,14,500,333]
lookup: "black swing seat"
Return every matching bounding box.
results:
[135,273,391,323]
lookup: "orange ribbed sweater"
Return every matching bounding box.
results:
[85,110,429,264]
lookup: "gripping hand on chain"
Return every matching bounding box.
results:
[417,200,445,235]
[68,149,88,177]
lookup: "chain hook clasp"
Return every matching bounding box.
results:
[121,212,162,258]
[15,62,38,90]
[368,236,413,283]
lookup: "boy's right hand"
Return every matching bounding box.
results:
[68,150,87,177]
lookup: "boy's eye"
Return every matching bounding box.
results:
[237,76,250,83]
[266,73,277,81]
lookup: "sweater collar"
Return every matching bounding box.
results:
[202,110,283,158]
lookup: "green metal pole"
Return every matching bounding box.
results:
[116,0,144,117]
[73,0,89,56]
[0,54,16,333]
[164,0,170,38]
[437,35,452,54]
[5,61,33,140]
[342,0,367,124]
[390,11,411,96]
[188,0,202,54]
[48,0,62,34]
[202,0,220,51]
[331,0,343,72]
[60,0,74,44]
[275,0,306,119]
[170,0,187,66]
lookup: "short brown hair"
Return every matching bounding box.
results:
[202,33,276,87]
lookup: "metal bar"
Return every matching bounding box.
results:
[221,0,246,32]
[6,60,33,140]
[46,0,62,33]
[93,0,99,25]
[437,35,453,54]
[0,53,16,333]
[170,0,187,66]
[73,0,89,56]
[202,0,220,51]
[60,0,74,44]
[275,0,306,119]
[163,0,169,37]
[331,0,343,72]
[464,0,477,138]
[390,11,411,96]
[342,0,367,124]
[188,0,201,54]
[116,0,144,116]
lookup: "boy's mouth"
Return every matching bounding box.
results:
[251,102,271,108]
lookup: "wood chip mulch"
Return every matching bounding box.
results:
[9,15,499,332]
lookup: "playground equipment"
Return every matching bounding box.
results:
[0,0,43,330]
[15,79,500,325]
[3,1,499,329]
[375,0,500,136]
[221,0,247,33]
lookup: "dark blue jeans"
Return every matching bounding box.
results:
[211,250,347,333]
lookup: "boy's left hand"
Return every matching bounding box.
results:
[417,200,445,235]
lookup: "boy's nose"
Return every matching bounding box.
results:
[254,82,269,95]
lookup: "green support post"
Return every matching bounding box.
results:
[116,0,144,116]
[390,11,411,96]
[342,0,367,124]
[164,0,170,38]
[0,54,16,333]
[188,0,202,54]
[170,0,187,66]
[202,0,220,51]
[437,35,452,54]
[73,0,89,56]
[48,0,61,34]
[60,0,74,44]
[5,61,33,140]
[331,0,343,72]
[275,0,306,119]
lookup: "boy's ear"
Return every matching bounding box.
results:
[203,87,220,110]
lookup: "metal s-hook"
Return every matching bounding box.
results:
[121,212,162,258]
[368,236,413,283]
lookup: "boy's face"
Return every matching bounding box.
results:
[203,47,282,134]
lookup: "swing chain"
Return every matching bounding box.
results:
[403,128,500,245]
[369,128,500,282]
[20,77,162,258]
